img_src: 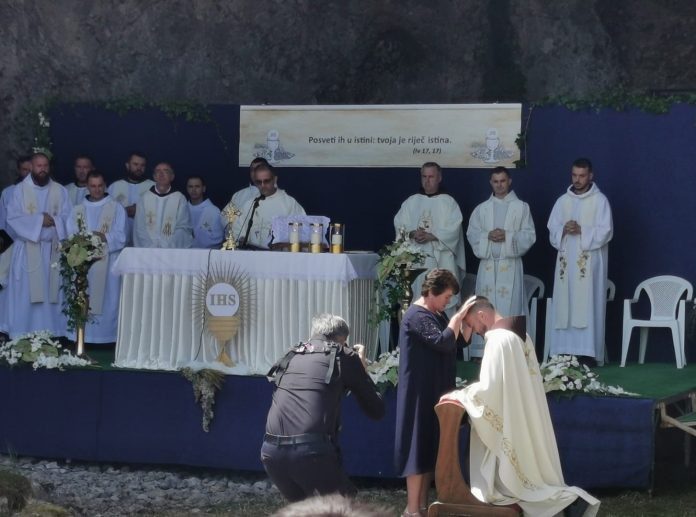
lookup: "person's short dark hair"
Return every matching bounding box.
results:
[16,155,32,169]
[310,314,349,341]
[572,158,593,171]
[467,295,495,314]
[490,166,509,177]
[271,494,390,517]
[186,175,206,186]
[75,153,94,164]
[254,163,276,177]
[86,170,106,183]
[421,268,460,297]
[421,161,442,174]
[31,152,50,162]
[251,157,269,171]
[128,150,147,161]
[155,161,174,172]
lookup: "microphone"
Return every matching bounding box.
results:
[239,194,265,247]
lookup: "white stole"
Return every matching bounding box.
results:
[478,197,523,315]
[73,202,117,314]
[554,193,597,329]
[22,180,62,303]
[142,192,181,244]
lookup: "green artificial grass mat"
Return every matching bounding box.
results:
[457,360,696,401]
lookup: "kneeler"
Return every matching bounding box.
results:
[428,402,520,517]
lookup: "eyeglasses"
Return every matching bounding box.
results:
[254,178,274,186]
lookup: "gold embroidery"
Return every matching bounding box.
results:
[577,251,589,279]
[146,211,155,227]
[27,202,37,214]
[473,394,540,490]
[497,286,509,299]
[163,219,173,237]
[558,254,567,280]
[481,285,493,298]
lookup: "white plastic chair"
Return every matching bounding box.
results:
[523,275,544,345]
[620,275,693,369]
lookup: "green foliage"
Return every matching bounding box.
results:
[540,87,696,114]
[0,468,32,512]
[181,368,226,432]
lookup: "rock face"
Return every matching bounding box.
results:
[1,0,695,179]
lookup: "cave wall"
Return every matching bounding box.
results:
[2,0,696,179]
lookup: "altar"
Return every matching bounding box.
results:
[112,248,378,374]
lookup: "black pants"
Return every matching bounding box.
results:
[260,439,356,502]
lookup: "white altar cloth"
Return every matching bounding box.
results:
[113,249,378,374]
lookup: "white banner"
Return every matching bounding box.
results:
[239,104,521,168]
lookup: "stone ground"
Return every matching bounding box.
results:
[0,455,284,516]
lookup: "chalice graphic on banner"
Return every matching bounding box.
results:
[192,263,253,368]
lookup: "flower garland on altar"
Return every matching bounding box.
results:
[540,355,638,397]
[0,331,90,370]
[181,367,226,432]
[367,347,467,394]
[370,229,428,325]
[56,215,106,331]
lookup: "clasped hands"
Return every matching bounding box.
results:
[563,220,582,236]
[409,228,437,244]
[487,228,506,243]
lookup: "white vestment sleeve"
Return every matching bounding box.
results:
[105,204,127,253]
[467,204,492,259]
[502,203,536,258]
[547,198,566,251]
[7,191,43,243]
[172,197,193,249]
[579,194,613,251]
[132,198,148,247]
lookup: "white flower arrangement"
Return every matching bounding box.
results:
[32,110,53,159]
[540,355,638,397]
[371,228,430,324]
[366,347,468,393]
[0,331,90,370]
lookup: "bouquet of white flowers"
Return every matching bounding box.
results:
[540,355,638,397]
[0,331,90,370]
[370,229,429,324]
[57,215,107,331]
[366,347,468,394]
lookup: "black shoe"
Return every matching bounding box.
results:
[564,497,590,517]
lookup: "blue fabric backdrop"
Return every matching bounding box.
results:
[46,103,696,362]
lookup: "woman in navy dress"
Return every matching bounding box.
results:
[394,268,469,517]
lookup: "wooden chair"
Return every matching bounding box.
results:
[428,401,520,517]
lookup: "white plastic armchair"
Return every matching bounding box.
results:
[620,275,693,369]
[523,275,544,345]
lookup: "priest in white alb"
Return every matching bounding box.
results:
[66,171,126,343]
[3,153,72,337]
[230,163,305,249]
[224,157,268,214]
[440,296,600,517]
[64,154,95,206]
[467,166,536,317]
[107,151,153,245]
[393,162,466,312]
[186,175,224,249]
[133,162,193,248]
[547,158,613,365]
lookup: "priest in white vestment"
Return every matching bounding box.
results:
[223,157,268,215]
[2,153,71,337]
[230,164,305,249]
[66,171,126,343]
[547,159,613,364]
[440,296,600,517]
[64,155,95,206]
[107,151,153,245]
[0,156,32,332]
[133,162,193,249]
[393,162,467,311]
[467,166,536,317]
[186,175,224,249]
